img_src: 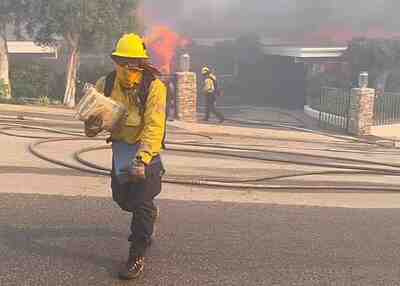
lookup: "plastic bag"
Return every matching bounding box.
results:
[75,83,127,132]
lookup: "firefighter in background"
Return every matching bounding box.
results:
[84,34,166,280]
[201,66,225,123]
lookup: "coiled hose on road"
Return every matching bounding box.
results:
[1,116,400,191]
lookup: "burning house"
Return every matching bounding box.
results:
[145,26,190,75]
[140,0,400,109]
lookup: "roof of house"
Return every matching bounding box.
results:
[192,37,236,46]
[193,37,347,59]
[8,41,58,58]
[261,46,347,58]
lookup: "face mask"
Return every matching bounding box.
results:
[116,65,143,89]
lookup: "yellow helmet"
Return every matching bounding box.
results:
[201,66,210,74]
[112,34,149,59]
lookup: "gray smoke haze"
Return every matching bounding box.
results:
[144,0,400,40]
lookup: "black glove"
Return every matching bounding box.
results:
[122,158,146,182]
[84,115,103,137]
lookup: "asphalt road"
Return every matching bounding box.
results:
[2,104,400,285]
[2,193,400,286]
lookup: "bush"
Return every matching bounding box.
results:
[0,96,26,105]
[10,59,50,100]
[346,38,400,88]
[38,96,50,106]
[0,79,6,98]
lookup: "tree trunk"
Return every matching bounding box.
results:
[63,33,80,108]
[0,25,11,99]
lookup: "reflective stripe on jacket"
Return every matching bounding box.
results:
[203,73,216,95]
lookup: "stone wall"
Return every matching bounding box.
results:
[348,88,375,136]
[175,72,197,122]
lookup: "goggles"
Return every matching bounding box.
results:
[112,56,145,71]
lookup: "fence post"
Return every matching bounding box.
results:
[348,87,375,136]
[175,72,198,122]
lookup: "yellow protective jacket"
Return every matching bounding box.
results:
[95,74,167,165]
[203,73,216,95]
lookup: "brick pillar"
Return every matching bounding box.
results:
[348,88,375,136]
[175,72,197,122]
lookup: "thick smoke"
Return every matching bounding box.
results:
[143,0,400,41]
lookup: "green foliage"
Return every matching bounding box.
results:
[0,0,32,36]
[38,95,50,105]
[0,96,26,105]
[0,80,11,99]
[27,0,139,51]
[0,79,6,98]
[0,0,14,26]
[0,0,32,101]
[0,1,23,24]
[24,0,139,106]
[346,38,400,87]
[10,60,49,99]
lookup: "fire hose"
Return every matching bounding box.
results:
[27,136,400,191]
[1,116,400,191]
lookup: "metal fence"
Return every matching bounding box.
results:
[374,92,400,125]
[319,87,350,131]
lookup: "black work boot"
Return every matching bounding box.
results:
[118,244,145,280]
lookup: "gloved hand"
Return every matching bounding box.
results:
[84,115,103,137]
[122,158,146,182]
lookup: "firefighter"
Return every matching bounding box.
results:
[84,33,166,280]
[202,66,224,123]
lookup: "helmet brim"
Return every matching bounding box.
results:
[111,51,149,59]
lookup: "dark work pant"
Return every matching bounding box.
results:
[205,94,224,121]
[111,159,164,255]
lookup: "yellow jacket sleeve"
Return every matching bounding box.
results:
[137,79,167,164]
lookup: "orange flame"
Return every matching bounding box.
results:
[145,26,190,75]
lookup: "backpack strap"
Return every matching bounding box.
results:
[104,71,117,98]
[103,70,167,149]
[137,70,155,114]
[138,72,167,150]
